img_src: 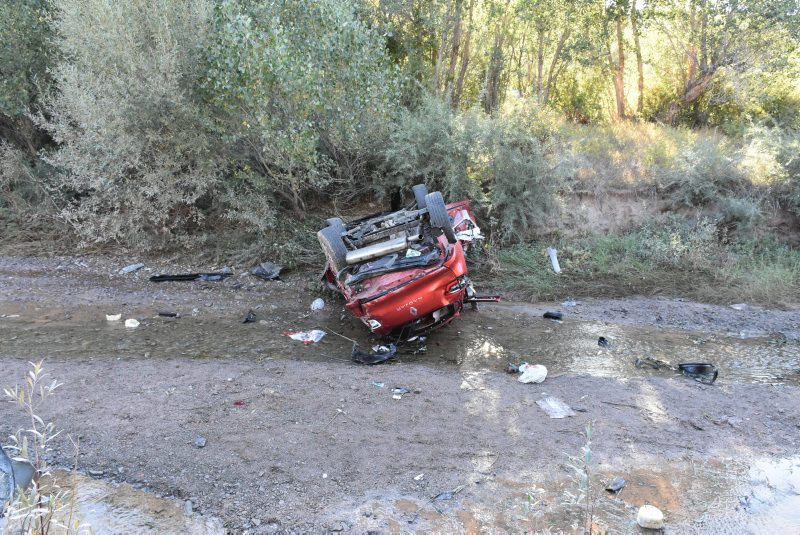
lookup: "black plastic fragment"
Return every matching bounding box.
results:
[605,476,626,492]
[243,310,257,323]
[679,363,718,385]
[636,358,659,370]
[351,343,397,364]
[598,336,611,348]
[158,311,178,317]
[150,270,232,282]
[507,362,520,374]
[250,261,282,280]
[543,312,562,320]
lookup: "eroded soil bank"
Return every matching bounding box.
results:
[1,255,799,532]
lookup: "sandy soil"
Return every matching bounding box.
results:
[1,255,799,532]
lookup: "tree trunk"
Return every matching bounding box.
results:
[543,26,570,105]
[615,19,626,119]
[445,1,462,90]
[536,29,545,104]
[631,4,644,114]
[452,0,474,108]
[433,0,453,93]
[681,69,715,104]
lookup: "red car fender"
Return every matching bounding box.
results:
[361,239,466,335]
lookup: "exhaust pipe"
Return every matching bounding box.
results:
[346,235,419,265]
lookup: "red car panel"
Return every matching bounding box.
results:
[323,200,479,340]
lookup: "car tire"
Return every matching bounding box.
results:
[326,217,345,233]
[317,226,348,274]
[425,191,457,244]
[413,184,428,210]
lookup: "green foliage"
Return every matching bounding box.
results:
[43,0,221,250]
[3,361,86,533]
[0,0,54,117]
[204,0,400,214]
[382,95,564,241]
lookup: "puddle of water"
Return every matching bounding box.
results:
[2,302,798,385]
[45,470,223,534]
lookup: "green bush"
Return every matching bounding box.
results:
[382,95,565,241]
[41,0,221,250]
[204,0,399,216]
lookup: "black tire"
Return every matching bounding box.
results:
[326,217,345,233]
[413,184,428,210]
[425,191,457,244]
[317,226,348,274]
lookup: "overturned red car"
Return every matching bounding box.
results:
[318,185,495,343]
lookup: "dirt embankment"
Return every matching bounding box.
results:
[1,255,799,532]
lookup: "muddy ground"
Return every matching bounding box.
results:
[1,255,799,533]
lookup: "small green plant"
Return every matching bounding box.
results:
[3,361,84,533]
[562,421,603,534]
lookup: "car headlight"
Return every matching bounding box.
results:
[447,275,468,294]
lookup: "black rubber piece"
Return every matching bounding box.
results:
[317,226,348,274]
[413,184,429,209]
[679,363,718,384]
[425,191,457,243]
[326,217,345,232]
[543,312,562,320]
[598,336,611,348]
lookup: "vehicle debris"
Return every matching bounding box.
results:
[679,363,718,385]
[518,363,547,384]
[598,336,611,348]
[543,312,563,320]
[318,184,494,342]
[391,387,410,394]
[125,319,140,329]
[251,261,282,280]
[351,343,397,364]
[605,476,626,492]
[637,504,664,529]
[562,301,577,306]
[150,268,232,282]
[546,248,561,273]
[372,382,384,387]
[120,263,145,274]
[311,298,325,311]
[536,397,576,418]
[106,313,122,321]
[243,310,256,323]
[413,473,424,481]
[158,311,178,317]
[507,362,520,373]
[194,437,207,448]
[636,358,659,370]
[283,330,326,344]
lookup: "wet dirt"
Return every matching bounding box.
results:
[1,255,799,532]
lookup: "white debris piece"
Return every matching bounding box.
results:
[106,314,122,321]
[518,363,548,384]
[536,397,576,419]
[119,263,145,274]
[284,330,326,344]
[311,298,325,310]
[125,319,140,329]
[546,248,561,274]
[637,505,664,529]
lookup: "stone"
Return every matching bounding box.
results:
[194,437,207,448]
[184,500,193,516]
[252,518,262,527]
[637,505,664,529]
[88,470,104,477]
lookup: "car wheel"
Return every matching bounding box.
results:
[326,217,345,233]
[425,191,457,244]
[317,226,348,274]
[413,184,428,210]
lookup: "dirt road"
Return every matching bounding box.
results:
[1,255,799,532]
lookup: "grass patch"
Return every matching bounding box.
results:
[478,228,800,307]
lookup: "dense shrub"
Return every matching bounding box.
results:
[382,95,565,241]
[42,0,220,249]
[205,0,400,217]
